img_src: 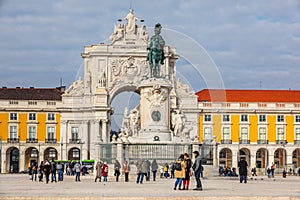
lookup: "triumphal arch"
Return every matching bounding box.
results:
[60,10,199,164]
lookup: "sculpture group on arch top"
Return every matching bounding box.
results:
[63,9,199,145]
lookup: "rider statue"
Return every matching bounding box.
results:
[147,23,165,78]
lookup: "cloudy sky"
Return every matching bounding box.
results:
[1,0,300,91]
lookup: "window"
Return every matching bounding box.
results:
[259,115,266,122]
[222,114,230,122]
[295,115,300,123]
[9,126,18,139]
[28,126,36,139]
[222,127,230,140]
[277,115,284,122]
[277,127,285,140]
[28,113,36,121]
[72,149,80,158]
[71,127,79,140]
[49,148,56,158]
[241,127,248,140]
[204,127,212,141]
[295,128,300,140]
[241,115,248,122]
[47,113,55,121]
[10,113,17,120]
[47,127,55,139]
[30,149,38,158]
[204,115,211,122]
[259,127,266,140]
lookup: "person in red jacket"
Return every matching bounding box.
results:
[102,162,109,182]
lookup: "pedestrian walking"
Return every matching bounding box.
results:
[50,160,57,183]
[102,162,109,182]
[238,158,248,183]
[136,159,146,184]
[95,161,102,182]
[151,159,158,181]
[38,161,44,182]
[145,160,151,181]
[74,161,81,182]
[114,160,121,182]
[122,160,130,182]
[173,154,185,190]
[57,162,63,182]
[43,159,51,184]
[32,161,38,182]
[182,153,192,190]
[271,163,275,178]
[267,167,271,178]
[192,150,203,190]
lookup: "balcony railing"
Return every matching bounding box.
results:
[294,140,300,145]
[26,138,38,143]
[45,138,57,143]
[7,138,19,143]
[257,140,269,144]
[239,139,250,144]
[69,138,82,144]
[221,139,232,144]
[276,140,288,145]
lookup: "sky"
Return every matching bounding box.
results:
[1,0,300,91]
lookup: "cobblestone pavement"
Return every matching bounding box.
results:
[0,174,299,199]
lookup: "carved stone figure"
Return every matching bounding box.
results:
[147,23,165,78]
[129,108,139,136]
[65,77,84,95]
[139,24,149,42]
[172,110,185,137]
[109,22,124,43]
[124,9,139,34]
[146,85,167,107]
[121,107,130,136]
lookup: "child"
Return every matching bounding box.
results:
[102,162,109,182]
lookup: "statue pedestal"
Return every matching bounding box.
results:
[136,78,172,142]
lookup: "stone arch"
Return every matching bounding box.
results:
[68,147,80,161]
[6,147,19,173]
[274,148,287,169]
[24,147,39,169]
[239,148,251,167]
[292,148,300,168]
[109,84,140,104]
[44,147,58,161]
[219,148,232,168]
[256,148,268,169]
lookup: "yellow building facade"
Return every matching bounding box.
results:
[0,88,63,173]
[197,89,300,174]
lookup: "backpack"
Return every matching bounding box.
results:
[174,162,182,171]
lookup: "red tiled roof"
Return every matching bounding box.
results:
[196,89,300,103]
[0,88,63,101]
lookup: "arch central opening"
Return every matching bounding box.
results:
[110,91,140,141]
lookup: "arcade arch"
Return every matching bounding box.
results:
[68,147,80,161]
[256,148,268,168]
[24,147,39,168]
[239,148,251,167]
[219,148,232,167]
[6,147,19,173]
[292,148,300,168]
[44,147,58,161]
[274,148,287,169]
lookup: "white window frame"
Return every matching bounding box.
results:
[72,148,80,158]
[204,114,212,122]
[203,127,212,141]
[28,113,36,121]
[277,115,284,123]
[277,127,285,140]
[71,127,79,140]
[240,127,249,140]
[222,127,231,140]
[10,113,18,121]
[222,114,230,122]
[47,113,55,121]
[47,126,55,139]
[241,114,248,122]
[28,125,36,139]
[9,125,18,139]
[259,115,266,122]
[295,115,300,123]
[295,128,300,140]
[258,127,267,140]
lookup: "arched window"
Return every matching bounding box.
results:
[30,149,38,158]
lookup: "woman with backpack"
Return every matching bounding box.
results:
[173,154,185,190]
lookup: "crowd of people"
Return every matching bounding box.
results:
[27,151,205,191]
